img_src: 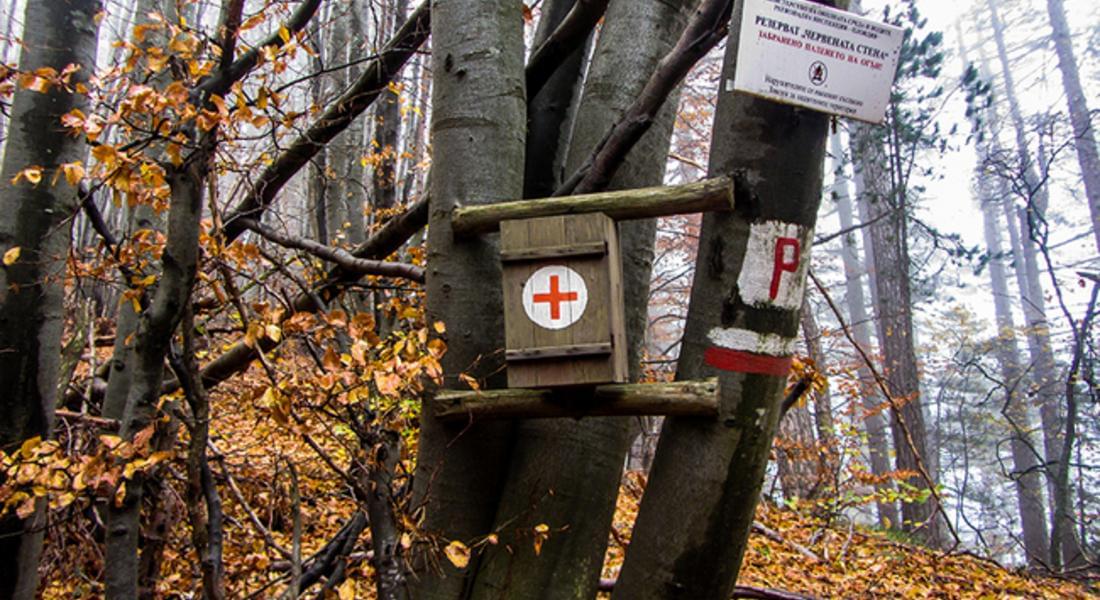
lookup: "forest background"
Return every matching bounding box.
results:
[0,0,1098,597]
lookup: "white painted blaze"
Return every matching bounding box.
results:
[708,327,799,357]
[522,265,588,330]
[737,220,812,310]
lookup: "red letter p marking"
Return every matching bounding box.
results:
[769,237,800,300]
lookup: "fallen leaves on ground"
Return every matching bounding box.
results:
[602,471,1094,599]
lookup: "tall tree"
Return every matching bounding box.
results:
[613,2,837,596]
[371,0,408,212]
[854,121,945,547]
[775,379,821,500]
[848,1,950,547]
[0,1,100,597]
[832,132,899,528]
[408,2,526,598]
[468,1,692,597]
[977,189,1050,566]
[1042,0,1100,253]
[101,1,325,595]
[982,2,1081,565]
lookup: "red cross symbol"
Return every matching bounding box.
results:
[532,275,578,320]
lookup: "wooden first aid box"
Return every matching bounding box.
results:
[500,213,628,388]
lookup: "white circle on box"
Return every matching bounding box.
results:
[521,265,588,330]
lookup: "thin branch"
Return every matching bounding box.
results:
[557,0,733,196]
[808,271,961,547]
[193,0,323,102]
[237,218,425,282]
[220,2,431,241]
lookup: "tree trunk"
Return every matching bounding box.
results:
[776,395,819,500]
[612,3,835,597]
[105,157,208,600]
[853,122,945,548]
[101,0,176,420]
[1043,0,1100,254]
[800,304,835,449]
[407,2,526,598]
[979,193,1050,566]
[371,0,407,212]
[521,0,589,200]
[0,1,99,597]
[832,133,898,529]
[324,8,361,247]
[985,0,1078,567]
[468,1,691,598]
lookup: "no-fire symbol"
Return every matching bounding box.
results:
[809,60,828,86]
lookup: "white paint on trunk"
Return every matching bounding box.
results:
[737,220,812,310]
[707,327,798,356]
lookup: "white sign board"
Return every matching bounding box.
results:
[732,0,904,123]
[522,265,588,330]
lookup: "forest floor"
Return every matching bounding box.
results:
[40,340,1098,599]
[603,472,1097,599]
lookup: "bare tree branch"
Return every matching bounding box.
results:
[237,218,424,283]
[194,0,323,102]
[557,0,733,196]
[220,3,431,241]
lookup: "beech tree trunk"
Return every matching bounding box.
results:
[324,9,362,247]
[800,306,835,450]
[986,0,1079,567]
[105,156,208,600]
[832,133,898,528]
[979,193,1050,566]
[407,2,526,598]
[776,393,820,500]
[612,3,836,597]
[371,0,408,212]
[468,1,691,597]
[0,1,100,597]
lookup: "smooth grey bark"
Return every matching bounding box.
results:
[982,4,1078,565]
[0,1,99,597]
[775,300,835,501]
[800,305,835,450]
[1043,0,1100,254]
[371,0,408,211]
[467,2,691,598]
[307,17,329,244]
[105,156,207,600]
[101,0,176,422]
[611,3,835,597]
[854,121,945,548]
[98,12,182,591]
[408,2,526,598]
[522,0,589,200]
[978,193,1050,566]
[324,8,363,247]
[832,133,898,528]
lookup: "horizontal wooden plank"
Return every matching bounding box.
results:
[432,379,719,420]
[500,241,607,262]
[505,342,613,362]
[452,176,734,237]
